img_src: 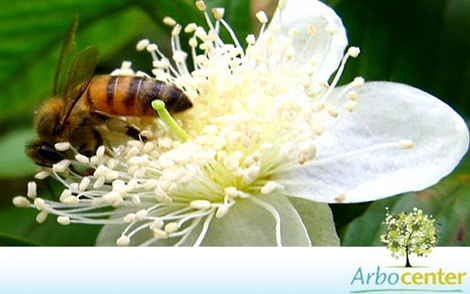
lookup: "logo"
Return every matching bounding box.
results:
[350,266,467,291]
[349,208,468,293]
[381,208,437,268]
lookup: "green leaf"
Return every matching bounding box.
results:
[325,0,470,117]
[289,197,340,246]
[0,232,40,246]
[0,6,149,122]
[341,174,470,246]
[0,0,132,119]
[0,206,101,246]
[0,128,36,178]
[202,194,311,246]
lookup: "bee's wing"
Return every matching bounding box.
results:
[52,15,78,96]
[58,46,99,128]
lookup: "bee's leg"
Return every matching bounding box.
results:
[125,126,146,142]
[107,119,148,142]
[90,111,147,142]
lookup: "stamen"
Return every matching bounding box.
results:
[335,193,347,203]
[246,34,256,45]
[171,24,189,75]
[327,105,339,117]
[163,16,177,26]
[173,218,203,246]
[193,209,216,246]
[75,154,89,164]
[195,0,206,11]
[27,181,37,198]
[260,181,279,195]
[54,142,71,151]
[298,140,317,164]
[152,100,191,142]
[215,205,229,218]
[35,170,50,180]
[59,189,72,202]
[117,235,131,246]
[256,12,269,36]
[153,228,169,238]
[278,0,287,10]
[289,28,300,37]
[190,200,212,209]
[96,146,106,157]
[53,159,70,173]
[57,216,71,225]
[353,77,365,87]
[13,196,31,208]
[79,177,91,191]
[307,24,317,37]
[165,222,179,233]
[36,211,48,223]
[136,39,150,51]
[129,222,153,239]
[398,140,415,149]
[211,8,224,20]
[34,198,46,210]
[219,19,244,56]
[197,0,216,34]
[63,196,80,205]
[185,23,197,33]
[325,22,338,34]
[321,47,360,103]
[256,11,268,24]
[348,47,361,58]
[347,90,358,100]
[343,100,358,112]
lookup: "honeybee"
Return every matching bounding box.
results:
[27,17,192,167]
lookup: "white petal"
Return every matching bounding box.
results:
[288,197,339,245]
[277,82,469,203]
[202,194,311,246]
[269,0,348,81]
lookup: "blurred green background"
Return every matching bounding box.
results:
[0,0,468,245]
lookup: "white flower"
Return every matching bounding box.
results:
[14,0,468,246]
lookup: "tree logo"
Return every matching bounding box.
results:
[381,208,438,268]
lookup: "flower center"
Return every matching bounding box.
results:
[14,0,401,247]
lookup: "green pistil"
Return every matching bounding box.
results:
[152,100,191,142]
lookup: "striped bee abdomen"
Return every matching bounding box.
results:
[85,75,192,116]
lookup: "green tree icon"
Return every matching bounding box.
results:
[381,208,437,267]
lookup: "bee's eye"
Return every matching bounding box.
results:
[37,144,64,162]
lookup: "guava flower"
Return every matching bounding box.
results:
[14,0,468,246]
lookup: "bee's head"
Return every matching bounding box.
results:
[27,98,67,166]
[26,140,65,167]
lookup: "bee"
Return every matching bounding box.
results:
[26,17,192,167]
